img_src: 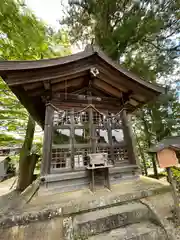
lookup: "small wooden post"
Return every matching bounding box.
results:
[41,104,54,176]
[157,148,180,225]
[121,110,137,165]
[167,167,180,225]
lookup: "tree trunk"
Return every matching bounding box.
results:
[133,126,148,176]
[26,154,39,187]
[140,110,159,179]
[17,115,35,191]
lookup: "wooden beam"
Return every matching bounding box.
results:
[51,102,121,112]
[131,94,146,102]
[7,58,94,86]
[52,93,122,105]
[28,88,45,97]
[53,99,122,109]
[98,72,127,92]
[41,104,54,175]
[93,78,122,98]
[120,91,132,105]
[71,87,111,97]
[51,70,88,84]
[88,87,110,97]
[129,98,139,107]
[24,82,42,91]
[43,80,51,90]
[98,63,158,98]
[71,87,89,94]
[71,86,109,97]
[28,78,85,97]
[52,78,84,92]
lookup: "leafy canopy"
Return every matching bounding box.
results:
[63,0,180,77]
[62,0,180,174]
[0,0,71,146]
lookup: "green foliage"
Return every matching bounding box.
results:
[63,0,180,177]
[63,0,179,70]
[171,167,180,193]
[53,130,70,144]
[0,0,71,60]
[0,79,28,145]
[172,167,180,182]
[134,87,180,169]
[0,0,71,148]
[6,157,16,175]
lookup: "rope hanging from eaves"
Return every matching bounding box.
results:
[47,102,126,120]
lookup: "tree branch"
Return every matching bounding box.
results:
[143,39,180,52]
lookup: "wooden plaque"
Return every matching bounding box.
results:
[157,148,178,168]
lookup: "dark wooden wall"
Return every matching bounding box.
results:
[40,100,138,176]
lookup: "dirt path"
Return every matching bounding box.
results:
[0,177,17,197]
[0,177,19,213]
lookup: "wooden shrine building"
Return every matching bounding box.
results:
[0,45,164,194]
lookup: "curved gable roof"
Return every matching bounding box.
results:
[0,45,164,126]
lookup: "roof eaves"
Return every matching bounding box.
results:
[95,49,165,94]
[149,136,180,153]
[0,50,94,73]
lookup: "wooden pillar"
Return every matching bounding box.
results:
[107,117,115,165]
[121,109,137,165]
[41,104,54,176]
[70,109,75,169]
[89,107,96,153]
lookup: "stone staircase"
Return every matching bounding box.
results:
[0,177,175,240]
[71,201,169,240]
[88,222,166,240]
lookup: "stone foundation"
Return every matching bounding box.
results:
[0,218,63,240]
[39,165,139,195]
[0,177,176,240]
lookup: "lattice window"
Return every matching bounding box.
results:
[53,110,71,126]
[74,113,81,125]
[108,113,122,128]
[81,111,89,123]
[74,148,91,168]
[51,106,128,170]
[114,147,128,163]
[51,148,71,169]
[74,110,105,126]
[74,111,89,125]
[92,111,103,125]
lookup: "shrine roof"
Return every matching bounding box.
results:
[0,45,164,127]
[149,136,180,153]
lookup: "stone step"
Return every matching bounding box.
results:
[73,202,151,237]
[88,222,168,240]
